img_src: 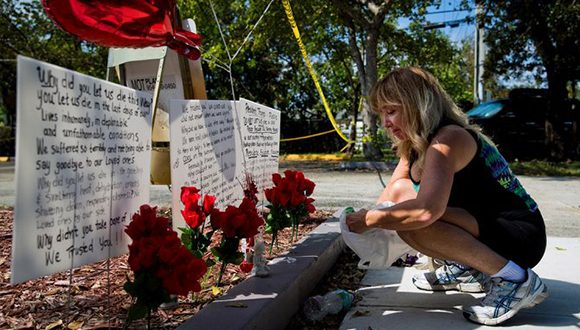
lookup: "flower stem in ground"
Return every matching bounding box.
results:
[269,231,277,256]
[291,225,298,244]
[217,261,227,287]
[147,308,151,330]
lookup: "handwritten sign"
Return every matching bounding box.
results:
[239,98,281,194]
[12,56,153,284]
[169,99,280,229]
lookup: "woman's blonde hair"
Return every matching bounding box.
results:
[370,67,475,171]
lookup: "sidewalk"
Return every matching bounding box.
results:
[340,236,580,329]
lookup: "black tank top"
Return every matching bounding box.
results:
[409,126,538,218]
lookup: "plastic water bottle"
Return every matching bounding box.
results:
[303,289,355,321]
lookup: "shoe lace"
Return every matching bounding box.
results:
[436,264,456,282]
[435,262,467,283]
[482,278,518,307]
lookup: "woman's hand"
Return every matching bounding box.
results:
[346,209,371,233]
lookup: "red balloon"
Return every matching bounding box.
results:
[42,0,202,60]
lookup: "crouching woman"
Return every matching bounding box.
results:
[346,67,548,325]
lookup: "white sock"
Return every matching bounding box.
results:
[492,260,526,283]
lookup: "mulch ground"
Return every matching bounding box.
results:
[0,206,354,329]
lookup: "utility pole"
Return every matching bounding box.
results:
[473,1,486,104]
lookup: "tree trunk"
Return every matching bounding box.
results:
[361,24,383,160]
[345,85,361,157]
[333,0,392,160]
[521,0,569,160]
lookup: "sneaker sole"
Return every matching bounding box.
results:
[463,283,549,326]
[413,280,485,293]
[528,285,549,307]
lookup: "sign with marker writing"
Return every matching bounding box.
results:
[169,99,280,229]
[239,98,281,194]
[12,56,153,284]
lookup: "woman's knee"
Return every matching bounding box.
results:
[380,179,417,203]
[397,226,431,245]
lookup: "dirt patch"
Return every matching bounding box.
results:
[0,206,335,329]
[285,248,365,330]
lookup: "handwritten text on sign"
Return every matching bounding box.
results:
[239,98,281,194]
[169,99,280,229]
[12,56,153,284]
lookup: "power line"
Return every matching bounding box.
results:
[423,17,473,30]
[425,8,473,15]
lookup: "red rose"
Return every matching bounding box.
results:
[125,204,170,240]
[181,209,204,229]
[290,191,306,208]
[303,179,315,196]
[181,186,200,205]
[272,172,283,186]
[306,198,316,213]
[203,194,216,215]
[158,246,207,296]
[240,260,253,273]
[278,188,291,208]
[127,236,160,272]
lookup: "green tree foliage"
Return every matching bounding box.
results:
[479,0,580,158]
[178,1,355,153]
[0,0,474,155]
[0,0,108,123]
[179,0,473,154]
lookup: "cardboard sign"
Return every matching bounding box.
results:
[169,99,280,229]
[12,56,153,284]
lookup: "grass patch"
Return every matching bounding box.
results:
[509,160,580,176]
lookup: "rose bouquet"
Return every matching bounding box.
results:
[124,205,207,325]
[179,186,216,265]
[210,197,264,286]
[264,170,316,253]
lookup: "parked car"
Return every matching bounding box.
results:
[466,89,579,160]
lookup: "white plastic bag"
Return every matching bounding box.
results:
[339,201,416,269]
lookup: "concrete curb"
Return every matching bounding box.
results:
[177,218,345,330]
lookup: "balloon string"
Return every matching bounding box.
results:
[206,0,277,169]
[208,0,232,63]
[231,0,277,62]
[204,0,275,74]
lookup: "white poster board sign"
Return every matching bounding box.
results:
[169,99,280,229]
[239,98,281,192]
[12,56,153,284]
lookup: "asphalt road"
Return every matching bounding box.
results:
[2,161,579,237]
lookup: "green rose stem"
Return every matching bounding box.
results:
[269,230,277,255]
[214,237,241,286]
[217,260,227,287]
[147,308,151,330]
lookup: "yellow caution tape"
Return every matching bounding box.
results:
[280,129,336,142]
[282,0,353,145]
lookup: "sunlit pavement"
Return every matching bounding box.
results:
[341,237,580,329]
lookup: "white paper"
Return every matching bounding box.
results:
[169,99,281,229]
[12,56,153,284]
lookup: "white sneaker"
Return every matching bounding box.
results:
[413,262,487,293]
[462,268,548,325]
